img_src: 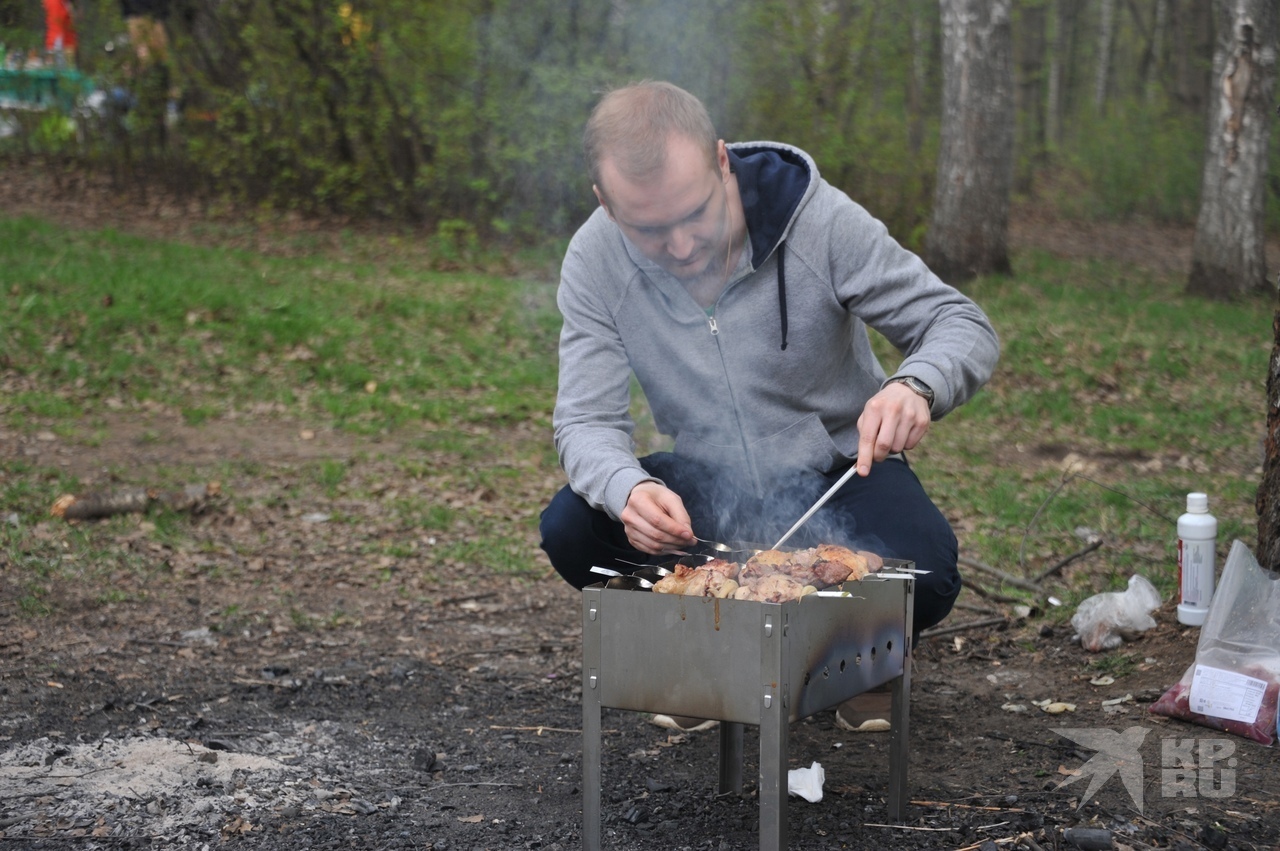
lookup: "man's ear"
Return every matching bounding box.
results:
[592,184,614,220]
[716,140,730,181]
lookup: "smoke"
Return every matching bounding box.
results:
[644,453,888,556]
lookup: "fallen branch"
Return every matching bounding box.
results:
[436,591,499,607]
[951,601,1003,615]
[982,730,1080,751]
[128,638,189,648]
[51,483,221,521]
[440,642,574,663]
[910,799,1026,813]
[959,557,1043,594]
[1034,539,1103,584]
[431,781,522,789]
[960,579,1022,604]
[920,617,1008,640]
[488,725,584,735]
[951,836,1024,851]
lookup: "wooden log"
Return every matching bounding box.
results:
[51,483,220,521]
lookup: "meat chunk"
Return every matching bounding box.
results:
[653,563,739,598]
[702,558,740,580]
[856,550,884,572]
[810,558,854,587]
[812,545,870,584]
[740,549,791,583]
[733,574,814,603]
[741,545,869,590]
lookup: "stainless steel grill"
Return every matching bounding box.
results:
[581,562,915,851]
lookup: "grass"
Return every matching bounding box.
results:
[0,215,561,435]
[901,249,1271,600]
[0,212,1274,616]
[1086,651,1142,679]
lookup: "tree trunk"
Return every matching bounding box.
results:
[1260,301,1280,569]
[907,0,930,155]
[1146,0,1169,102]
[1095,0,1116,112]
[1187,0,1276,299]
[1015,1,1048,192]
[1046,0,1066,148]
[1172,0,1217,114]
[924,0,1015,285]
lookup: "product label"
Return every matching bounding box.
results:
[1179,539,1212,606]
[1189,665,1267,723]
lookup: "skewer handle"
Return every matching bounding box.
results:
[770,460,859,550]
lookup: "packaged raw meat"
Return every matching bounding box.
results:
[1149,541,1280,746]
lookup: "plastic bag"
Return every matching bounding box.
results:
[1071,574,1162,652]
[1150,540,1280,746]
[787,761,825,803]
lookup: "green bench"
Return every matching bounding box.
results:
[0,67,94,112]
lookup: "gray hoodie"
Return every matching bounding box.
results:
[554,141,1000,519]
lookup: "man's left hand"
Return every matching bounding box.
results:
[854,383,931,476]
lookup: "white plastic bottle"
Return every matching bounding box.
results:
[1176,492,1218,626]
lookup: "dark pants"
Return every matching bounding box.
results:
[539,453,960,633]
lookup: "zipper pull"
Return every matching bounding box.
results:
[707,315,719,335]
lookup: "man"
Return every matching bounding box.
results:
[540,81,999,731]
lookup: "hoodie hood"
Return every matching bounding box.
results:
[727,143,813,269]
[727,142,814,350]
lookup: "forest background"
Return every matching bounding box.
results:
[0,0,1268,258]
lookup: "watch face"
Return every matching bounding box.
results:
[898,377,933,402]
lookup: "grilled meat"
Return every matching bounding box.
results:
[653,562,739,598]
[649,546,878,602]
[733,573,815,603]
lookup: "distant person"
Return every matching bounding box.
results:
[43,0,77,67]
[539,81,999,733]
[120,0,172,67]
[119,0,175,140]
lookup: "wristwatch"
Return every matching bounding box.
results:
[886,376,935,407]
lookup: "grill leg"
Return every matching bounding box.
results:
[582,692,601,850]
[886,637,913,821]
[719,722,745,794]
[582,592,603,851]
[758,691,787,851]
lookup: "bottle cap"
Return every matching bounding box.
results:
[1187,492,1208,513]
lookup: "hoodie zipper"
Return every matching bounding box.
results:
[703,303,759,490]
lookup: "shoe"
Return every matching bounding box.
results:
[650,714,718,733]
[835,685,892,733]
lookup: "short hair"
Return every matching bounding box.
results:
[583,81,719,198]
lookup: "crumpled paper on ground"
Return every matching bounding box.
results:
[787,761,825,802]
[1070,574,1162,652]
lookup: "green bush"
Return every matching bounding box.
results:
[1057,98,1204,223]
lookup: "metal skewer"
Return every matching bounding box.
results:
[770,458,860,550]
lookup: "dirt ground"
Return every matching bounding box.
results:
[2,170,1280,850]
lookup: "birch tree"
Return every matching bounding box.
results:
[924,0,1014,284]
[1045,0,1066,148]
[1187,0,1276,299]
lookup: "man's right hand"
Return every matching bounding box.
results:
[620,481,696,554]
